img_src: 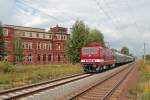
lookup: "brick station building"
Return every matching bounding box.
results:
[2,25,70,64]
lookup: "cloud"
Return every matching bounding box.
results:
[0,0,150,57]
[0,0,16,23]
[15,13,49,27]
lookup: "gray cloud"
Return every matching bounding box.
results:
[0,0,150,57]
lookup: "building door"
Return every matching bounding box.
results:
[37,54,40,63]
[43,54,46,64]
[48,54,51,62]
[58,54,60,62]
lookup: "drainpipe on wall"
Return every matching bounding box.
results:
[52,32,55,63]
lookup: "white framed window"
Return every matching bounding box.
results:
[40,43,43,49]
[61,35,63,40]
[23,42,32,49]
[28,42,32,49]
[37,42,41,49]
[47,43,52,50]
[28,54,32,62]
[25,32,29,37]
[43,43,47,49]
[43,34,45,38]
[36,33,39,38]
[57,43,61,50]
[64,35,66,40]
[23,56,26,61]
[29,32,32,37]
[4,41,8,48]
[58,35,61,40]
[49,34,52,39]
[22,42,25,48]
[22,32,25,37]
[37,42,43,49]
[4,55,8,61]
[56,34,61,40]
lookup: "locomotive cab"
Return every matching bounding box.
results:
[81,45,105,72]
[80,43,116,72]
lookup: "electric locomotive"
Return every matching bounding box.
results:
[80,43,134,72]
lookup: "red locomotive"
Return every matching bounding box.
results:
[80,43,134,72]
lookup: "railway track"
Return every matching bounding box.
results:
[0,73,92,100]
[69,63,135,100]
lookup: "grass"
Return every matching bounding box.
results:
[0,62,83,90]
[128,60,150,100]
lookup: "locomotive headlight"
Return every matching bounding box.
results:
[95,59,104,62]
[81,60,85,62]
[95,59,100,62]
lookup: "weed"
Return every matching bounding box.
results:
[0,62,82,90]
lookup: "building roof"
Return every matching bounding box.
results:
[86,42,106,48]
[3,25,46,33]
[3,24,70,35]
[50,25,67,34]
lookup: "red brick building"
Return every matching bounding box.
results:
[2,25,70,64]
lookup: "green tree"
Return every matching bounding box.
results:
[112,48,118,52]
[129,53,133,56]
[65,20,89,63]
[146,55,150,60]
[0,22,6,61]
[121,46,129,55]
[13,35,24,63]
[87,29,105,45]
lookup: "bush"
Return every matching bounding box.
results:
[0,62,15,73]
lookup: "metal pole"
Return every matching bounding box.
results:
[144,42,146,64]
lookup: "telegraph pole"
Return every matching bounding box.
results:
[105,42,110,48]
[144,42,146,64]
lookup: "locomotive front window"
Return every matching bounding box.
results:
[82,48,98,55]
[100,48,104,56]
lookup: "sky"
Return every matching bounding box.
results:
[0,0,150,57]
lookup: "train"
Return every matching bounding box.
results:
[80,43,134,72]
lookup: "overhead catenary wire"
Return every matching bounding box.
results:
[101,0,125,30]
[17,0,139,35]
[18,0,77,23]
[16,0,64,23]
[123,0,144,57]
[123,0,141,34]
[18,0,121,31]
[26,0,77,20]
[93,0,121,30]
[16,0,80,31]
